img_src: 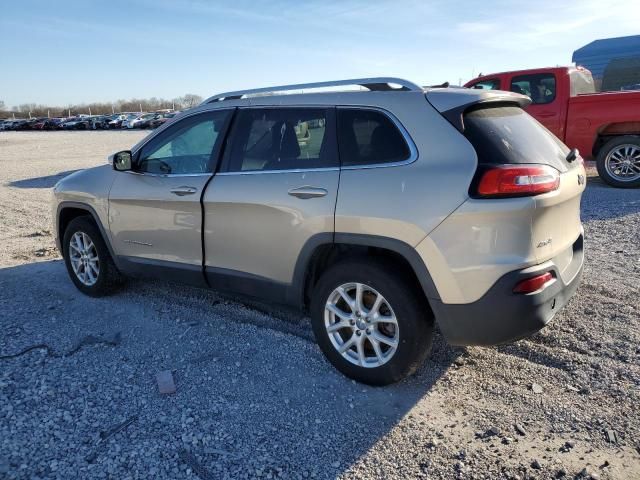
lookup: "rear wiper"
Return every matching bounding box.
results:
[566,148,579,163]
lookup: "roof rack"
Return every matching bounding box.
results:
[203,77,423,103]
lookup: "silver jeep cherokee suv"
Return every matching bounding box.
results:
[53,78,585,385]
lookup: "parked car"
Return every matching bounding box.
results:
[465,66,640,187]
[123,113,158,129]
[53,77,585,385]
[8,119,29,130]
[44,118,66,130]
[134,113,162,129]
[86,116,111,130]
[116,113,141,129]
[61,116,91,130]
[149,112,179,129]
[30,118,55,130]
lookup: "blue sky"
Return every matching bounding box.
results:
[1,0,638,107]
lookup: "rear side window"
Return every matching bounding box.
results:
[463,105,570,172]
[510,73,556,104]
[224,108,336,172]
[337,109,411,167]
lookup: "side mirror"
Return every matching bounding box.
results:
[113,150,133,171]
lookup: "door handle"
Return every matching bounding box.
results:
[170,186,198,196]
[287,186,328,199]
[537,111,556,118]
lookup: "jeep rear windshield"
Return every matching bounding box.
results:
[463,105,570,172]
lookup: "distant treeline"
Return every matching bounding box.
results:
[0,94,203,118]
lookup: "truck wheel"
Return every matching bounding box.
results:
[310,259,433,385]
[596,136,640,188]
[62,216,124,296]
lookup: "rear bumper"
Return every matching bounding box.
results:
[432,234,584,346]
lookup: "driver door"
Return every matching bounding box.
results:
[108,110,232,279]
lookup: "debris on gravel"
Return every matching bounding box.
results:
[157,370,177,395]
[1,133,639,479]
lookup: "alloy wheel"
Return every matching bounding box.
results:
[69,232,100,286]
[324,282,399,368]
[605,144,640,182]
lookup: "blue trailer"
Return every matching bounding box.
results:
[572,35,640,91]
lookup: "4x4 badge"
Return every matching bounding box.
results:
[578,174,585,185]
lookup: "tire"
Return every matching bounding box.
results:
[62,216,124,296]
[596,136,640,188]
[310,258,433,385]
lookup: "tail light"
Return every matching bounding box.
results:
[513,272,555,294]
[475,164,560,197]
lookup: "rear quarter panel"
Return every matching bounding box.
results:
[334,93,476,246]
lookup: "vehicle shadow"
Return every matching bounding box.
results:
[0,260,459,479]
[8,170,80,188]
[581,176,640,221]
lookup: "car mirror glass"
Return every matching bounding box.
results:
[113,150,132,171]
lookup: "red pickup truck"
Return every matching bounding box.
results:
[465,66,640,188]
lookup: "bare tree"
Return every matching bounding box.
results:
[179,94,203,108]
[0,93,204,118]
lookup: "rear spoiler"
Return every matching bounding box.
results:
[425,88,531,133]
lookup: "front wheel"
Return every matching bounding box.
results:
[310,259,433,385]
[596,136,640,188]
[62,217,124,296]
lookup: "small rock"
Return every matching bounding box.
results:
[515,423,527,436]
[605,429,617,444]
[531,459,542,470]
[156,370,176,395]
[560,440,575,452]
[566,384,580,392]
[485,426,500,437]
[531,383,544,394]
[579,466,600,479]
[555,467,567,478]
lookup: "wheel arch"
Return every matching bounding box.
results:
[57,202,117,263]
[292,233,441,313]
[593,124,640,157]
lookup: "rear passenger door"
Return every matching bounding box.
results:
[202,107,339,296]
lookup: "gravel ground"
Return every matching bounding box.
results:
[0,131,639,480]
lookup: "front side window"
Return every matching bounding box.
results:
[225,108,335,172]
[469,78,501,90]
[138,110,231,174]
[337,109,411,167]
[510,73,556,104]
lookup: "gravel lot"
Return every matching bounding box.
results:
[0,131,639,480]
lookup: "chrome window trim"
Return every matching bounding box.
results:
[337,106,419,171]
[216,105,417,176]
[217,167,339,176]
[124,171,212,178]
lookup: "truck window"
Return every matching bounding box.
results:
[469,78,500,90]
[510,73,556,104]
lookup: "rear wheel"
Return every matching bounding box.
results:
[62,217,124,296]
[310,259,433,385]
[596,136,640,188]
